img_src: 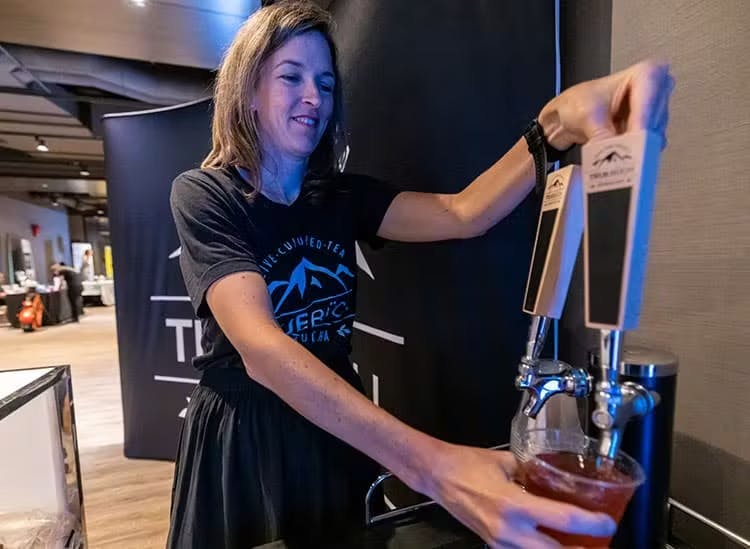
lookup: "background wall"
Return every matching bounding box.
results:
[560,1,749,545]
[611,1,749,544]
[0,195,71,284]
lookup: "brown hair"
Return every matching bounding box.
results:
[201,1,345,193]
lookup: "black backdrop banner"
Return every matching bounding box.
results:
[103,100,213,459]
[331,0,556,448]
[103,1,556,461]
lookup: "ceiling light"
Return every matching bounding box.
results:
[97,209,105,215]
[130,0,147,6]
[80,165,90,177]
[35,136,49,152]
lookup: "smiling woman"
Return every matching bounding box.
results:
[249,32,337,203]
[166,4,399,547]
[201,1,346,202]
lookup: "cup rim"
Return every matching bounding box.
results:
[518,428,646,490]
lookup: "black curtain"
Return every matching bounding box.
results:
[333,0,556,448]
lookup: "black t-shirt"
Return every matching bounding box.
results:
[170,166,399,373]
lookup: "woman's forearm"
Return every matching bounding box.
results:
[239,326,445,496]
[454,137,536,236]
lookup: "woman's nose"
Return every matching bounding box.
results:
[302,79,322,107]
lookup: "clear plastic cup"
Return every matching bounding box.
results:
[514,428,645,547]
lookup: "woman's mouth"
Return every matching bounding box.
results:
[292,116,318,129]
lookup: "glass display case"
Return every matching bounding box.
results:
[0,366,86,548]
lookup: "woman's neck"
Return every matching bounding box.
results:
[259,154,307,205]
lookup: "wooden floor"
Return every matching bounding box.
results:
[0,307,173,548]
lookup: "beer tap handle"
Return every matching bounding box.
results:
[582,130,664,458]
[519,165,584,364]
[515,166,589,419]
[523,165,584,322]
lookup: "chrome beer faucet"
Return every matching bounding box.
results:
[581,131,664,459]
[515,316,591,417]
[514,165,591,420]
[591,330,660,458]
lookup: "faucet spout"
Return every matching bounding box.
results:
[516,359,592,418]
[593,331,662,458]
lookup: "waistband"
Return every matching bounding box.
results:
[199,357,362,394]
[199,366,257,392]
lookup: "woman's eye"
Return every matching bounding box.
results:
[281,74,300,83]
[320,83,334,94]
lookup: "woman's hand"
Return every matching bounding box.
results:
[424,444,616,548]
[539,59,675,150]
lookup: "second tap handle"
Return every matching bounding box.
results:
[522,165,584,320]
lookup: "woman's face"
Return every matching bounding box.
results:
[254,31,336,163]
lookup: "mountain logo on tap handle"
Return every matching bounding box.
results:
[592,149,633,166]
[588,143,636,190]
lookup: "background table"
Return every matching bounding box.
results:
[4,290,73,328]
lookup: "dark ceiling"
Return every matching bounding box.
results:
[0,0,264,214]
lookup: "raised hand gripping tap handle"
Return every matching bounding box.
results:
[581,130,664,459]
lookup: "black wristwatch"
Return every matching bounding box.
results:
[523,119,572,195]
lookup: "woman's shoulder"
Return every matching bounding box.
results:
[171,166,249,205]
[172,166,240,191]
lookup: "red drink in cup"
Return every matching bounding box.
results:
[514,429,645,547]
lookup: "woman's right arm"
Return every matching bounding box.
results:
[207,270,616,549]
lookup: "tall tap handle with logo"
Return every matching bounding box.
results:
[522,165,583,321]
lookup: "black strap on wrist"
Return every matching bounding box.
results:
[523,119,573,195]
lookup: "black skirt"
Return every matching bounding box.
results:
[166,366,382,548]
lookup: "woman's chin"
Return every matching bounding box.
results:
[289,142,322,160]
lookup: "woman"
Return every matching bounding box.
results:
[80,249,94,282]
[168,2,673,547]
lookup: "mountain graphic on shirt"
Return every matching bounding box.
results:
[268,257,354,314]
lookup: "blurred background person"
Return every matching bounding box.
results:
[52,262,83,322]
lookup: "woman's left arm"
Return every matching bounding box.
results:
[377,59,675,243]
[376,137,534,242]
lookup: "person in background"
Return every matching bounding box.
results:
[79,249,95,282]
[51,263,83,322]
[0,272,6,307]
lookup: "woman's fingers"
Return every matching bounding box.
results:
[627,60,673,133]
[516,491,617,538]
[492,524,562,549]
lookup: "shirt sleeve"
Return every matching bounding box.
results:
[346,173,400,249]
[170,171,260,318]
